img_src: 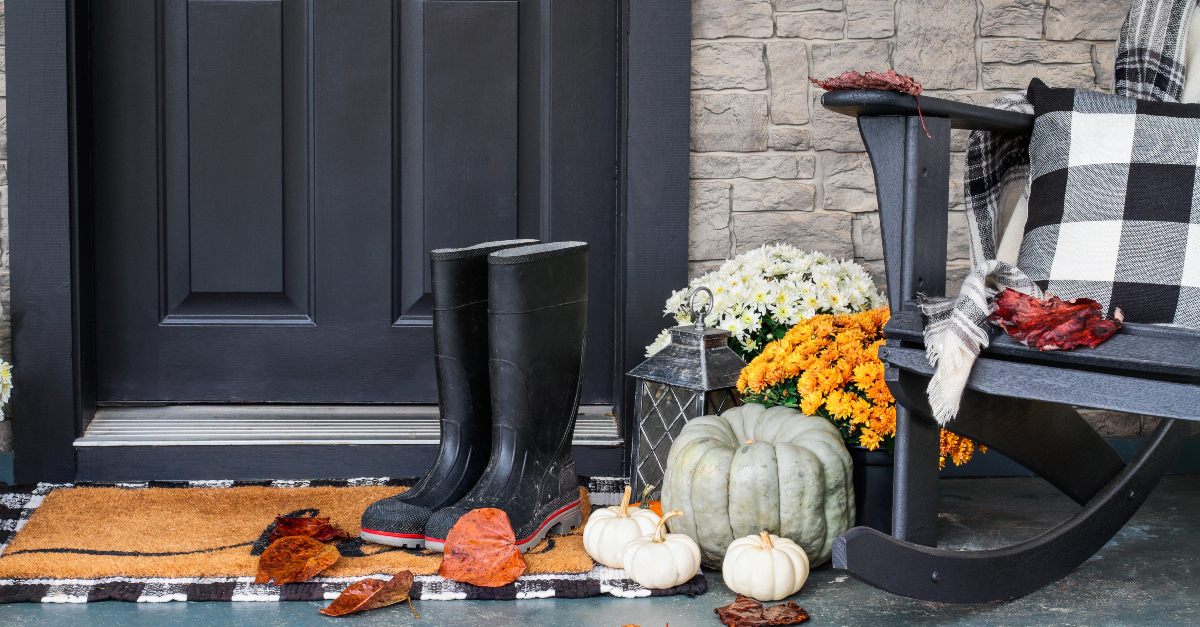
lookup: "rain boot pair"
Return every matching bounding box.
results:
[360,240,588,552]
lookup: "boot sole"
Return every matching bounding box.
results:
[359,528,427,549]
[424,499,582,553]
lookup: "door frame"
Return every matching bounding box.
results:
[7,0,690,483]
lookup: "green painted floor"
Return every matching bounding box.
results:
[1,476,1198,626]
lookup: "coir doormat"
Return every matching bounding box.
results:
[0,477,706,603]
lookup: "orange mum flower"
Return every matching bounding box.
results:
[738,307,979,466]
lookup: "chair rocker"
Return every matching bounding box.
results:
[822,90,1200,603]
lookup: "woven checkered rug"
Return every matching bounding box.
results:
[0,476,707,604]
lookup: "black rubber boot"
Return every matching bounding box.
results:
[424,242,589,552]
[360,239,538,547]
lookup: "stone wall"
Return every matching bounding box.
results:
[688,0,1164,437]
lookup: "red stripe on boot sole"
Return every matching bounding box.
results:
[359,528,426,539]
[424,499,582,545]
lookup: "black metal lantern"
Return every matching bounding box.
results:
[627,287,747,494]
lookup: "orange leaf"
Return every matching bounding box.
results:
[270,515,351,543]
[255,536,340,584]
[319,571,415,617]
[437,508,527,587]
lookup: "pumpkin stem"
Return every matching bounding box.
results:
[654,511,683,543]
[759,530,774,549]
[619,485,632,516]
[639,484,656,508]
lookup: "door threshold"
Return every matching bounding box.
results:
[76,405,622,447]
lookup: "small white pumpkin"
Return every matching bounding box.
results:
[621,511,702,590]
[722,531,810,602]
[583,485,662,568]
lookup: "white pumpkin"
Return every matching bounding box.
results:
[663,403,855,568]
[722,531,810,601]
[583,485,662,568]
[621,511,701,590]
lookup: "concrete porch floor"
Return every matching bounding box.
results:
[1,475,1197,626]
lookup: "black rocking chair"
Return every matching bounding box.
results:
[822,90,1200,603]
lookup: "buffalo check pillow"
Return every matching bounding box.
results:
[1021,78,1200,328]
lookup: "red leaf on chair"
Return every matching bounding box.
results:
[809,70,922,96]
[987,289,1123,351]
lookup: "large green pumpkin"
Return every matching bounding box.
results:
[662,403,855,568]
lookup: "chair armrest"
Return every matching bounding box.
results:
[821,90,1033,134]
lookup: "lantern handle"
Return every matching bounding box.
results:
[687,287,714,330]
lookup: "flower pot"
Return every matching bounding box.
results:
[849,446,893,535]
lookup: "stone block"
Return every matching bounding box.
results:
[981,62,1095,90]
[979,0,1046,38]
[1043,0,1130,41]
[692,43,767,90]
[949,152,967,209]
[894,0,976,90]
[852,212,884,261]
[691,154,816,179]
[690,181,732,260]
[776,0,844,10]
[810,40,891,82]
[809,92,865,152]
[846,0,895,39]
[693,0,774,39]
[691,93,769,152]
[734,211,854,258]
[1095,42,1117,91]
[981,40,1092,65]
[947,211,970,260]
[821,151,877,213]
[777,12,844,40]
[767,42,811,125]
[861,259,887,290]
[732,181,817,212]
[689,260,726,279]
[946,259,972,295]
[769,126,813,151]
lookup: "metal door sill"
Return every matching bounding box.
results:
[75,404,623,448]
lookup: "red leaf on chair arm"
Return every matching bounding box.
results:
[987,289,1123,351]
[808,69,922,96]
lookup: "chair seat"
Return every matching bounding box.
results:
[885,308,1200,383]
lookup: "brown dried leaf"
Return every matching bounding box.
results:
[716,595,810,627]
[255,535,340,585]
[809,69,922,96]
[269,515,351,543]
[437,508,527,588]
[988,288,1123,351]
[319,571,415,617]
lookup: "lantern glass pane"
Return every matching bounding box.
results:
[705,388,737,415]
[634,381,708,494]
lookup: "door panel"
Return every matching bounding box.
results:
[90,0,618,405]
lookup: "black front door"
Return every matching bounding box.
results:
[89,0,618,405]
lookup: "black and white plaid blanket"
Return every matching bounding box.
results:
[0,477,707,604]
[922,0,1197,423]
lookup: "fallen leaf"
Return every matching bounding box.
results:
[437,508,527,587]
[255,535,340,584]
[809,69,922,96]
[319,571,415,617]
[269,515,350,543]
[716,595,810,627]
[987,289,1123,351]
